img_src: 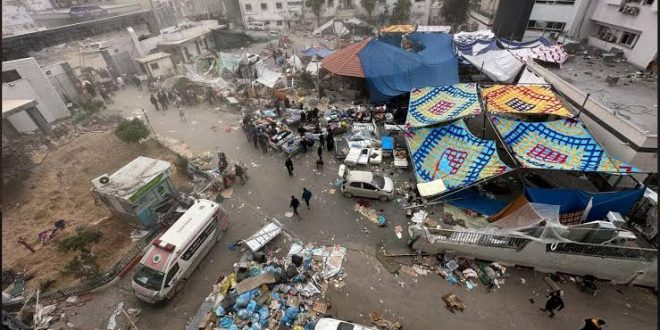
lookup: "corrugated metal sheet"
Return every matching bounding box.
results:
[92,156,171,200]
[320,38,370,78]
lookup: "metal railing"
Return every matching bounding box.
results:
[546,242,657,262]
[426,228,532,250]
[3,202,180,310]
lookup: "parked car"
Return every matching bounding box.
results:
[247,22,266,30]
[338,165,394,201]
[314,318,377,330]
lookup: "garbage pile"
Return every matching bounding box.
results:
[193,242,347,330]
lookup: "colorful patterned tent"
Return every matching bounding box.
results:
[482,85,572,117]
[406,83,482,127]
[405,120,511,192]
[492,116,638,173]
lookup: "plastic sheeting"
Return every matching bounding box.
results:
[525,187,645,222]
[183,64,228,88]
[301,47,334,58]
[255,60,282,88]
[456,39,524,83]
[288,54,303,72]
[518,67,547,84]
[218,52,241,72]
[492,116,639,173]
[359,33,459,102]
[498,37,553,49]
[446,188,509,216]
[482,85,572,117]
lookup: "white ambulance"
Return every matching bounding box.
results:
[132,199,228,304]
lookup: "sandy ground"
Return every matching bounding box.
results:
[2,131,190,292]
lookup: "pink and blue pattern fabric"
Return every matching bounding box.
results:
[406,83,482,127]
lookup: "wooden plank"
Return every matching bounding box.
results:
[236,272,276,294]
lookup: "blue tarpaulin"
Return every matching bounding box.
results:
[301,47,333,58]
[525,187,644,222]
[447,188,509,216]
[358,33,459,102]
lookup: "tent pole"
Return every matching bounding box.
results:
[575,93,590,118]
[482,92,487,139]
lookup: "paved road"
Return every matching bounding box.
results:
[54,86,657,330]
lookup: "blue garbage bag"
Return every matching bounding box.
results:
[229,325,239,330]
[259,307,270,320]
[271,292,280,301]
[249,266,262,277]
[215,306,225,316]
[291,274,305,283]
[237,309,251,320]
[220,316,234,328]
[284,306,300,325]
[246,300,257,314]
[236,291,254,308]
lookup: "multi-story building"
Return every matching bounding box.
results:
[583,0,657,69]
[238,0,433,30]
[468,0,586,40]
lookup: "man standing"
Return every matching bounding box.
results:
[290,196,301,219]
[259,134,268,154]
[326,130,334,151]
[540,290,564,318]
[158,92,169,110]
[580,318,606,330]
[116,76,125,89]
[301,188,312,210]
[150,94,160,111]
[285,156,294,176]
[132,76,142,91]
[317,144,323,159]
[234,163,246,185]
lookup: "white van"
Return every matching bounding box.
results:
[132,199,228,304]
[248,21,266,30]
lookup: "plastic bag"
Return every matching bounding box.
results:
[259,307,270,320]
[237,308,251,320]
[220,273,237,295]
[220,316,234,328]
[246,300,257,314]
[215,306,225,317]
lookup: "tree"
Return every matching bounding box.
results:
[390,0,411,24]
[306,0,324,27]
[441,0,470,25]
[361,0,377,22]
[114,118,150,143]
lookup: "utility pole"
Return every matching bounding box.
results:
[141,108,157,139]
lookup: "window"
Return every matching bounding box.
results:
[626,0,641,3]
[644,0,654,5]
[620,31,639,47]
[2,70,21,84]
[164,263,180,287]
[526,20,565,32]
[245,3,252,11]
[261,3,267,9]
[363,183,377,190]
[276,2,282,8]
[349,182,362,188]
[276,20,283,25]
[182,219,217,261]
[149,62,160,70]
[264,20,270,24]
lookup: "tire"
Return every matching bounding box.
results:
[379,195,389,202]
[343,192,353,198]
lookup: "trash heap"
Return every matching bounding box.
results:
[194,243,347,330]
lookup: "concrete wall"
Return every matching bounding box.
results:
[42,62,80,103]
[2,80,41,132]
[588,0,657,68]
[524,0,585,40]
[2,4,43,37]
[141,56,175,78]
[411,233,657,287]
[2,58,70,125]
[526,60,657,173]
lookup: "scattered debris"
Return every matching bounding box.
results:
[442,293,465,313]
[369,312,402,330]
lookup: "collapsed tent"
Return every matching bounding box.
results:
[455,38,524,83]
[497,37,553,49]
[320,38,370,78]
[482,85,572,117]
[359,33,459,102]
[218,52,241,72]
[407,83,482,127]
[255,60,282,88]
[525,187,645,223]
[492,116,638,173]
[301,47,334,58]
[487,195,561,231]
[406,119,511,195]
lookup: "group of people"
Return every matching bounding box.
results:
[540,290,606,330]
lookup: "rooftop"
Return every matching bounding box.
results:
[2,99,36,118]
[91,156,171,200]
[547,55,658,134]
[135,52,171,63]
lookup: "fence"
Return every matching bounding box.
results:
[3,200,180,310]
[546,242,657,262]
[425,228,532,250]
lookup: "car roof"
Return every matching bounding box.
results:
[346,170,372,183]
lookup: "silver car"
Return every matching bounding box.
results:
[338,165,394,201]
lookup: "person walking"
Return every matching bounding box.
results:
[317,144,323,159]
[234,163,246,185]
[290,196,301,219]
[158,92,169,110]
[259,134,268,154]
[252,129,259,149]
[580,318,606,330]
[319,132,325,150]
[132,76,142,91]
[178,107,187,122]
[316,155,324,170]
[150,94,160,111]
[285,156,294,176]
[116,76,125,89]
[326,130,334,151]
[540,290,564,318]
[301,188,312,210]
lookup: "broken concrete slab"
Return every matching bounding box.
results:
[236,272,276,294]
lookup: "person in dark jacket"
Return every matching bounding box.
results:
[234,163,246,184]
[150,94,160,111]
[540,290,564,317]
[289,196,301,218]
[580,318,606,330]
[301,188,312,210]
[317,144,322,159]
[319,133,325,150]
[285,156,294,176]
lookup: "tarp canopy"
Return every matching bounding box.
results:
[406,119,511,195]
[218,52,241,72]
[406,83,482,127]
[416,25,451,33]
[301,47,334,58]
[447,188,509,216]
[320,38,370,78]
[482,85,572,117]
[255,60,282,88]
[359,33,459,102]
[380,24,416,33]
[453,30,494,44]
[525,187,645,222]
[487,195,561,231]
[456,39,524,83]
[498,37,553,49]
[492,116,639,173]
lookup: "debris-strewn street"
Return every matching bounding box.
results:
[2,2,658,329]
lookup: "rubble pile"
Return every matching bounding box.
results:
[193,243,346,330]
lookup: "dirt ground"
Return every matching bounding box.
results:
[2,131,190,293]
